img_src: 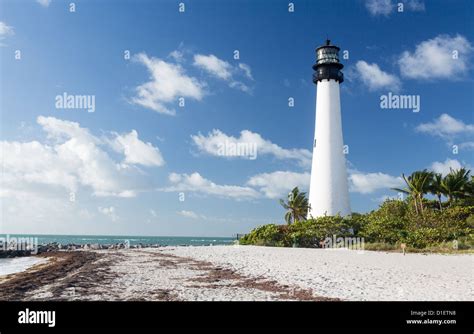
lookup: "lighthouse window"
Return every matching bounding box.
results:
[317,49,339,64]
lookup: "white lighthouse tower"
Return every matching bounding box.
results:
[307,40,351,218]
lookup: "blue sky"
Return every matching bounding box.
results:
[1,0,473,236]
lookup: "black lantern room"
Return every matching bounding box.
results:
[312,39,344,84]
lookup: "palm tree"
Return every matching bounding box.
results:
[429,173,445,211]
[393,170,433,215]
[279,187,310,225]
[440,168,470,205]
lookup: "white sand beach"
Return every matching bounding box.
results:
[159,245,474,301]
[0,246,472,301]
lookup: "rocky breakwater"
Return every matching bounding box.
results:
[0,242,164,258]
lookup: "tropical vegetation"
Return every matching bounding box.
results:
[239,167,474,252]
[279,187,311,225]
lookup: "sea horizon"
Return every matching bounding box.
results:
[0,234,236,247]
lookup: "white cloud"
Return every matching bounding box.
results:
[405,0,425,11]
[37,114,98,143]
[354,60,401,91]
[193,54,233,80]
[398,34,473,80]
[1,140,79,194]
[416,114,474,152]
[109,130,164,167]
[162,172,260,200]
[132,52,253,113]
[239,63,253,80]
[98,206,118,222]
[163,168,403,200]
[132,53,205,115]
[1,116,163,200]
[459,142,474,150]
[36,0,52,7]
[177,210,200,219]
[0,21,14,46]
[1,192,86,234]
[365,0,393,16]
[191,129,312,168]
[415,113,474,139]
[168,50,184,63]
[352,162,470,194]
[349,171,403,194]
[430,159,463,176]
[150,209,158,218]
[229,80,251,93]
[246,171,310,199]
[0,21,14,37]
[365,0,424,16]
[193,54,253,93]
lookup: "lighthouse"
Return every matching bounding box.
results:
[307,40,351,218]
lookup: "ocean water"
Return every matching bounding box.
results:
[0,234,235,247]
[0,257,48,276]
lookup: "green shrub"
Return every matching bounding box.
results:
[240,201,473,251]
[308,215,353,240]
[443,205,474,221]
[466,214,474,229]
[360,200,409,244]
[347,212,369,235]
[403,228,439,248]
[287,220,320,247]
[403,205,473,246]
[239,224,289,247]
[294,215,355,247]
[456,235,474,250]
[239,216,356,248]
